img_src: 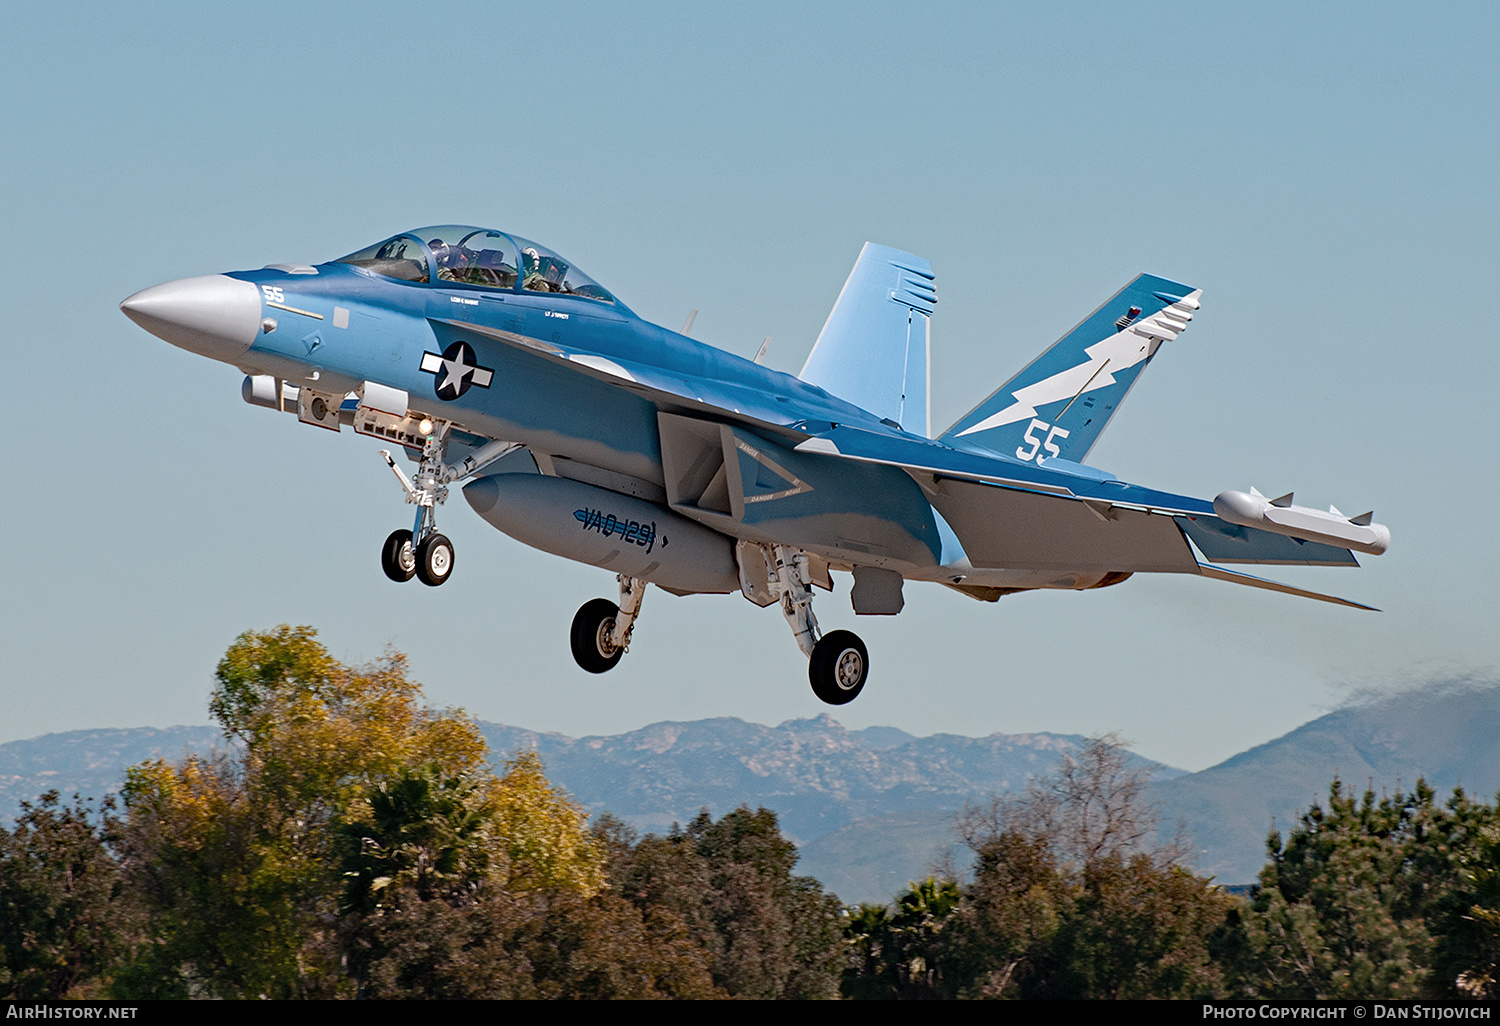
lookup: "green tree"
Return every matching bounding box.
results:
[616,806,846,998]
[943,735,1232,999]
[342,790,723,999]
[1456,824,1500,997]
[335,751,605,920]
[842,878,962,999]
[336,765,492,915]
[1221,779,1500,1000]
[1049,851,1235,999]
[0,793,129,998]
[943,830,1069,998]
[336,750,620,998]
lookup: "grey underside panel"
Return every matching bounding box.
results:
[929,478,1200,574]
[1195,564,1376,610]
[1174,515,1359,567]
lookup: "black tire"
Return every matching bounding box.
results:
[570,598,624,674]
[809,630,868,705]
[382,529,416,582]
[415,533,455,587]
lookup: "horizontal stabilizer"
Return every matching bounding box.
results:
[799,243,935,435]
[1196,563,1378,610]
[941,274,1199,464]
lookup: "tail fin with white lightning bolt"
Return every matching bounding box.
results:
[940,274,1200,465]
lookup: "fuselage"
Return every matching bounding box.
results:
[120,228,1388,701]
[232,263,889,484]
[121,226,1183,592]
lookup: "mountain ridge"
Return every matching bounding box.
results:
[4,682,1494,902]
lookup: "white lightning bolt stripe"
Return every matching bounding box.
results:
[956,290,1200,437]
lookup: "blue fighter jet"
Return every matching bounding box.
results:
[121,227,1390,705]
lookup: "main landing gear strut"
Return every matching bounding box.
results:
[377,426,516,587]
[569,574,647,673]
[762,543,869,705]
[566,547,868,705]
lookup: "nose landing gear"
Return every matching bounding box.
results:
[380,436,454,588]
[376,427,517,588]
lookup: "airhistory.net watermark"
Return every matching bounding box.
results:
[5,1009,137,1019]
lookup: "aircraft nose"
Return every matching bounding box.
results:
[120,274,262,364]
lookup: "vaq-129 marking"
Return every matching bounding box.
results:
[121,228,1389,704]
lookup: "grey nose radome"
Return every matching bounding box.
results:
[120,274,263,364]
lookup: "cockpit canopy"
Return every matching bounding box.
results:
[335,226,616,305]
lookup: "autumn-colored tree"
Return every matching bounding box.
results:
[113,625,488,999]
[490,750,605,895]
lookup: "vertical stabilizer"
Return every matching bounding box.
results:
[940,274,1199,464]
[799,243,936,436]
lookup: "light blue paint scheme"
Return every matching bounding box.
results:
[931,507,968,567]
[940,273,1194,463]
[799,243,935,436]
[122,225,1386,672]
[794,423,1216,516]
[719,425,942,567]
[1033,457,1117,483]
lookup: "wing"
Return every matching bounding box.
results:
[444,315,1376,608]
[792,424,1373,606]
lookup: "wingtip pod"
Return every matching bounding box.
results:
[1214,490,1390,556]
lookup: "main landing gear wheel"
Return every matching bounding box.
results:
[415,533,455,587]
[809,630,868,705]
[570,598,624,674]
[381,529,416,582]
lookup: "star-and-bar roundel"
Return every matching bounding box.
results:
[420,340,494,401]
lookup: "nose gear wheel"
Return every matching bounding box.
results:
[415,533,454,586]
[381,529,416,582]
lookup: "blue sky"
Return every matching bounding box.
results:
[2,2,1496,771]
